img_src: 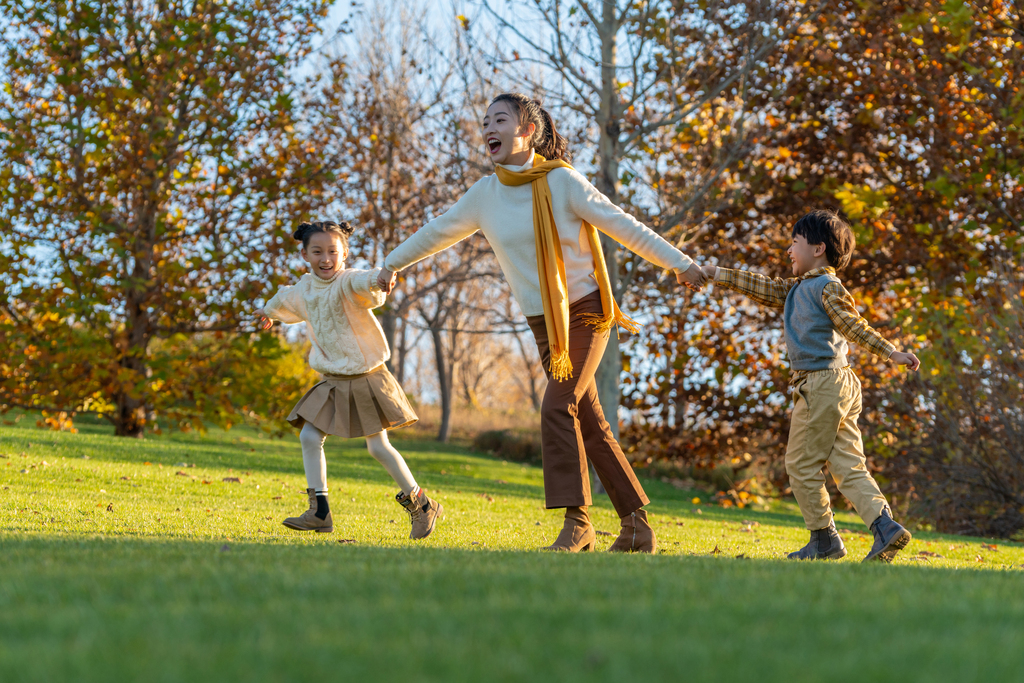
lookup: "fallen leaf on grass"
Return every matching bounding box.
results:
[106,504,113,512]
[19,469,27,474]
[272,496,282,500]
[735,553,747,559]
[918,551,944,558]
[222,477,241,483]
[710,545,722,556]
[595,530,614,537]
[201,480,211,485]
[220,544,231,552]
[976,555,984,562]
[981,543,998,552]
[478,494,494,502]
[175,471,190,477]
[337,539,356,544]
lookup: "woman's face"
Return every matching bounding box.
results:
[482,101,535,165]
[301,232,347,280]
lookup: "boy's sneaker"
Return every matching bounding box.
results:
[863,508,912,563]
[282,488,334,533]
[396,488,443,540]
[787,520,847,560]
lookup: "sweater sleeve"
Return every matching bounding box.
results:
[263,283,305,324]
[341,268,387,310]
[560,168,695,273]
[384,185,482,273]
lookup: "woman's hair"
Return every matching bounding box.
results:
[293,220,355,250]
[489,93,571,162]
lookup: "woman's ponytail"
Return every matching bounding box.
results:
[534,105,570,163]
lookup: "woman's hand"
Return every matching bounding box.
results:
[890,351,921,371]
[700,264,718,281]
[676,263,707,291]
[377,268,397,294]
[254,308,273,331]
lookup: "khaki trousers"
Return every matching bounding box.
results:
[527,290,649,517]
[787,367,888,529]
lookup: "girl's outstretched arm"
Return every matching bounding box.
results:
[341,268,387,310]
[263,284,306,324]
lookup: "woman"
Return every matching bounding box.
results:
[378,93,706,553]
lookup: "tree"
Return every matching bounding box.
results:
[0,0,332,435]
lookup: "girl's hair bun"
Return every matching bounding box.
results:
[293,220,357,248]
[293,222,315,242]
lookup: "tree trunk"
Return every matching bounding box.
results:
[114,290,150,437]
[430,324,453,443]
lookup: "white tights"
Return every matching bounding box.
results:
[299,422,418,495]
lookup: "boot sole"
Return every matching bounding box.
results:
[282,521,334,533]
[863,529,912,563]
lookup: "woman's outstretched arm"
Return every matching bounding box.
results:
[378,185,483,292]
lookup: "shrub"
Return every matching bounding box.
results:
[473,430,542,464]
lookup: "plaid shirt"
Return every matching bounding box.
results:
[714,266,897,361]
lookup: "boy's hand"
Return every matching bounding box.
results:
[700,264,718,281]
[891,351,921,371]
[377,268,397,294]
[254,308,273,331]
[676,263,706,291]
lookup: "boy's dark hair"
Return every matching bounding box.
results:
[293,220,355,250]
[792,210,855,269]
[490,93,571,162]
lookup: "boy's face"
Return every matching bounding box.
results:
[301,232,347,280]
[787,234,828,276]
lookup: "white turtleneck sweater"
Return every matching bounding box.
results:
[264,268,389,376]
[384,152,694,317]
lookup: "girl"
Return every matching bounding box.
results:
[378,94,707,553]
[255,220,443,540]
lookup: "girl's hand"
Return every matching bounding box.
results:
[377,268,397,294]
[891,351,921,371]
[254,308,273,331]
[701,264,718,281]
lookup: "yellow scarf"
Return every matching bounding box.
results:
[495,154,639,382]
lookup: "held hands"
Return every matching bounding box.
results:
[890,351,921,372]
[253,308,273,331]
[377,267,397,295]
[676,263,709,292]
[700,264,718,282]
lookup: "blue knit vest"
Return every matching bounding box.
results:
[783,273,848,371]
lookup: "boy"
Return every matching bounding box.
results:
[700,210,920,562]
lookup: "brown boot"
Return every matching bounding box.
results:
[396,488,443,540]
[607,508,657,554]
[541,506,597,552]
[282,488,334,533]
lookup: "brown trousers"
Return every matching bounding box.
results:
[527,290,649,517]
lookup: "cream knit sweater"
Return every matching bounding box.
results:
[384,152,694,317]
[264,268,389,376]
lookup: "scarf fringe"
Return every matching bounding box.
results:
[549,349,574,383]
[580,309,642,335]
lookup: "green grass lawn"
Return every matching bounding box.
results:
[2,413,1023,682]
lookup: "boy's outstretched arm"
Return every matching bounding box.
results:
[700,265,796,310]
[822,282,920,370]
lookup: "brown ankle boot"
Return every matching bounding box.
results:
[396,488,443,540]
[608,509,657,554]
[541,506,597,552]
[282,488,334,533]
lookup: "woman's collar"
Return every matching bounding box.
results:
[496,150,535,172]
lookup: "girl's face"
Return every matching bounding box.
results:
[787,233,827,276]
[301,232,347,279]
[482,101,535,165]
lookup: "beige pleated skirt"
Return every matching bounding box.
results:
[287,365,418,438]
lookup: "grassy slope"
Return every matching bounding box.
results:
[1,414,1023,682]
